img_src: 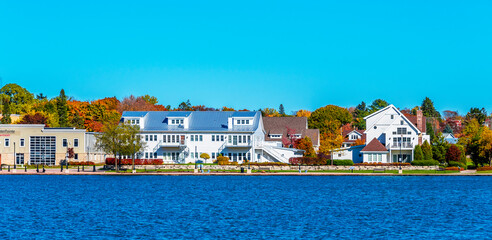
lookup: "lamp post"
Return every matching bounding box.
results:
[14,142,16,170]
[399,134,403,173]
[132,140,136,173]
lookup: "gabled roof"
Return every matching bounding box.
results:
[342,129,364,137]
[122,111,261,132]
[361,138,388,152]
[363,104,422,135]
[122,111,148,117]
[167,112,192,117]
[262,117,320,146]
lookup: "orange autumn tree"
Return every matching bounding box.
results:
[296,110,311,118]
[296,136,316,157]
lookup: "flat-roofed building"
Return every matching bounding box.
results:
[0,124,103,166]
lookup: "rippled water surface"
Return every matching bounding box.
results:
[0,175,491,239]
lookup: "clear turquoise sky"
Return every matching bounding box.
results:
[1,1,491,114]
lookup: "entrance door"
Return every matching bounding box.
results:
[16,153,24,165]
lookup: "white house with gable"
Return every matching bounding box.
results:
[361,105,430,163]
[121,111,303,164]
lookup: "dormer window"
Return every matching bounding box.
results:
[234,118,253,125]
[169,118,184,125]
[270,134,282,138]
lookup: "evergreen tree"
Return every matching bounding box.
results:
[57,89,68,127]
[1,96,12,124]
[443,124,453,134]
[352,101,368,130]
[414,145,424,160]
[279,104,285,116]
[466,107,487,125]
[426,122,435,143]
[421,97,441,118]
[369,99,388,113]
[422,140,433,160]
[432,132,449,163]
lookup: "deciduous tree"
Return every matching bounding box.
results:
[295,110,311,118]
[296,136,316,157]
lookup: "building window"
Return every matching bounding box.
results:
[241,120,245,124]
[199,135,203,141]
[391,115,394,119]
[374,126,377,129]
[180,119,184,124]
[136,119,140,124]
[237,120,240,124]
[145,135,149,141]
[74,153,78,160]
[270,134,282,138]
[212,135,215,141]
[246,120,249,124]
[154,152,158,158]
[191,135,194,141]
[221,135,224,141]
[131,119,135,124]
[20,139,25,147]
[401,120,404,125]
[397,128,407,135]
[74,139,79,147]
[172,119,175,124]
[30,136,56,165]
[145,152,149,158]
[212,153,215,159]
[163,135,167,143]
[154,135,157,141]
[62,139,68,147]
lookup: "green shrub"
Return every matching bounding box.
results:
[332,160,354,166]
[411,160,440,166]
[448,161,466,169]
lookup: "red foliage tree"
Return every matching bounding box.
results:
[445,145,462,163]
[17,112,48,126]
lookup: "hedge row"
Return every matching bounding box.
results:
[332,160,354,166]
[448,161,466,169]
[445,167,462,171]
[477,166,492,171]
[68,161,95,166]
[289,157,327,165]
[354,162,411,166]
[411,160,440,166]
[241,162,289,166]
[105,158,163,165]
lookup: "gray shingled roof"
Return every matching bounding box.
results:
[122,111,261,132]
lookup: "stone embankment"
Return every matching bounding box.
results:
[113,164,439,171]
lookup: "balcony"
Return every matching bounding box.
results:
[387,143,414,149]
[224,141,252,148]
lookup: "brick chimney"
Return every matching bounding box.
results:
[416,110,423,132]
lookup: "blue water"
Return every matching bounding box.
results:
[0,176,491,239]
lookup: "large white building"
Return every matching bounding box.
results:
[121,111,303,164]
[361,105,430,163]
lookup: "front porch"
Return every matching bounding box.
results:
[389,149,413,163]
